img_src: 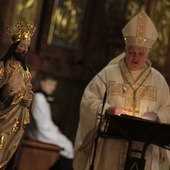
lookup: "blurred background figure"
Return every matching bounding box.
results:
[26,74,74,170]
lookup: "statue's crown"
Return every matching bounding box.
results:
[6,21,36,43]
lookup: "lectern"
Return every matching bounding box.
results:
[99,113,170,170]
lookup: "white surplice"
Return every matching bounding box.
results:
[26,92,74,159]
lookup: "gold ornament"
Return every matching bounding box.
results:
[6,21,36,43]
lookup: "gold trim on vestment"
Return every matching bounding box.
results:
[11,89,28,105]
[0,135,5,150]
[0,69,4,79]
[0,115,7,121]
[108,60,156,117]
[12,121,19,132]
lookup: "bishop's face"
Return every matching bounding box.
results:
[14,39,30,59]
[125,45,151,71]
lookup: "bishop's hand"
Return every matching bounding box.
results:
[107,106,129,116]
[141,112,158,122]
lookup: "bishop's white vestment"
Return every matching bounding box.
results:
[73,57,170,170]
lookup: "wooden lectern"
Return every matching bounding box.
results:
[100,113,170,170]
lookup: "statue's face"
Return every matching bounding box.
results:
[15,39,30,57]
[13,39,30,61]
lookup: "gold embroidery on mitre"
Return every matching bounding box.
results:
[125,11,155,48]
[122,11,158,48]
[137,11,147,38]
[6,21,36,44]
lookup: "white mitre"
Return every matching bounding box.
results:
[122,10,158,48]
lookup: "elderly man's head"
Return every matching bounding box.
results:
[122,10,158,70]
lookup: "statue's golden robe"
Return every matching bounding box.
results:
[0,59,34,168]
